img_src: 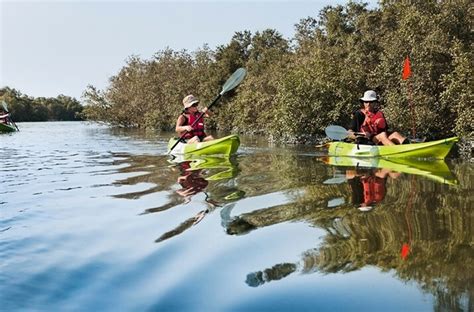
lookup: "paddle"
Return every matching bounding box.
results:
[1,100,19,131]
[168,68,247,154]
[325,125,363,141]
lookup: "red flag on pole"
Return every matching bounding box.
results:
[402,56,411,80]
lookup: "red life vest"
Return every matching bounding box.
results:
[360,110,387,135]
[361,176,386,204]
[181,112,206,139]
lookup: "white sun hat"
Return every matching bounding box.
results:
[359,90,379,102]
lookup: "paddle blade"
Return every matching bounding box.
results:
[220,68,246,95]
[325,125,349,141]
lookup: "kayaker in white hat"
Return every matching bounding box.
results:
[348,90,407,145]
[175,94,214,144]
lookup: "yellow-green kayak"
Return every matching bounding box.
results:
[322,156,457,185]
[328,137,458,159]
[167,134,240,156]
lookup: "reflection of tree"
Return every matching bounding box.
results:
[108,151,472,310]
[246,263,297,287]
[223,155,472,311]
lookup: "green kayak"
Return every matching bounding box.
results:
[322,156,457,185]
[328,137,458,159]
[0,122,17,133]
[167,134,240,156]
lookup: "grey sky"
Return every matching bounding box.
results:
[1,0,377,100]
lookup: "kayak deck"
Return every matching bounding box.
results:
[328,137,459,159]
[167,134,240,156]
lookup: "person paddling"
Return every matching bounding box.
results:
[348,90,407,146]
[175,94,214,144]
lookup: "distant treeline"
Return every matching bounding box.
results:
[82,1,472,141]
[0,87,83,122]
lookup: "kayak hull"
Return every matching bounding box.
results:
[328,137,458,159]
[167,134,240,156]
[0,122,17,133]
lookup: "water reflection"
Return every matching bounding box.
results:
[323,156,458,185]
[111,153,241,242]
[326,165,400,211]
[91,149,472,311]
[154,156,239,243]
[3,124,472,311]
[217,154,471,311]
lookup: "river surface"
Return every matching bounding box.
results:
[1,122,472,311]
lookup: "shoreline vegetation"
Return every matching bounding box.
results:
[79,1,472,144]
[0,87,83,122]
[1,2,471,154]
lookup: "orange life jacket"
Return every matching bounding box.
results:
[360,110,387,135]
[181,112,206,139]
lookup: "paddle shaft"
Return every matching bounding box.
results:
[168,93,222,152]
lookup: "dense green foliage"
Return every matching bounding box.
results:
[83,1,473,141]
[0,87,83,122]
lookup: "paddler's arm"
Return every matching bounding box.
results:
[176,115,192,133]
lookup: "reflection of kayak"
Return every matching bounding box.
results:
[167,134,240,156]
[322,156,457,185]
[169,155,239,181]
[0,123,17,133]
[328,137,458,159]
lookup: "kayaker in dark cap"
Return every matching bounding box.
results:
[348,90,407,145]
[175,94,214,144]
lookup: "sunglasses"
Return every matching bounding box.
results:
[191,103,198,107]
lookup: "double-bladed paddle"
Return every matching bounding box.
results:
[168,68,247,154]
[1,100,19,131]
[325,125,364,141]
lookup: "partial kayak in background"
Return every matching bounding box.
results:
[0,122,17,133]
[167,134,240,156]
[327,137,459,159]
[322,156,458,185]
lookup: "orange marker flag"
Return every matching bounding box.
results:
[401,243,410,260]
[402,56,411,80]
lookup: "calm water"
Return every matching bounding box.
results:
[1,122,472,311]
